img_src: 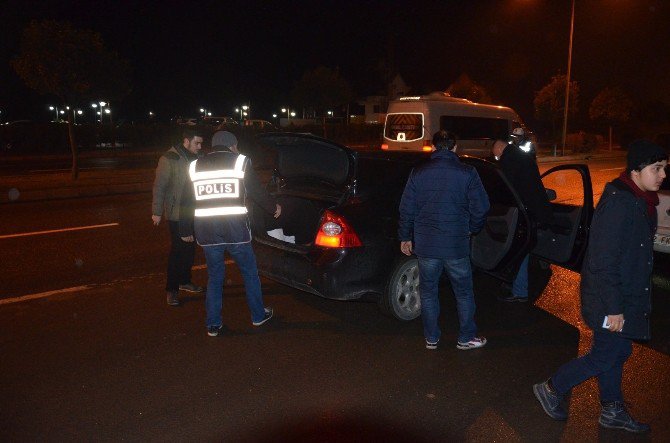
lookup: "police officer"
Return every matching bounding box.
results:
[492,128,552,302]
[180,131,281,336]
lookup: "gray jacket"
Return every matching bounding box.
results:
[152,146,194,221]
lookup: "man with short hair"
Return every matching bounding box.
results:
[152,129,205,306]
[180,131,281,336]
[398,130,490,350]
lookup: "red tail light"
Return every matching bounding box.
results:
[315,210,362,248]
[381,144,389,150]
[421,142,433,152]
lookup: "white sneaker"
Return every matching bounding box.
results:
[456,336,487,350]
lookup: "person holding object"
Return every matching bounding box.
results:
[533,140,667,433]
[179,131,281,336]
[398,130,490,350]
[151,129,205,306]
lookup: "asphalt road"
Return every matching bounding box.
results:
[1,156,669,441]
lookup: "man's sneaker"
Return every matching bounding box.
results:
[498,293,529,303]
[533,380,568,421]
[599,401,650,433]
[166,291,180,306]
[207,325,223,337]
[425,339,439,350]
[179,283,204,293]
[456,337,487,350]
[252,307,274,326]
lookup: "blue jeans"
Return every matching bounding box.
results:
[511,254,529,298]
[551,329,633,403]
[418,256,478,343]
[202,242,266,327]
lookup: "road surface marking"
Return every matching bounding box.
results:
[0,261,232,305]
[0,223,119,239]
[0,285,91,305]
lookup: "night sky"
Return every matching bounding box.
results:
[1,0,668,126]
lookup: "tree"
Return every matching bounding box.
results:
[446,73,493,104]
[291,66,354,136]
[11,20,131,179]
[589,87,633,150]
[533,74,579,143]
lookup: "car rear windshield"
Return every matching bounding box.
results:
[440,116,509,140]
[385,113,424,141]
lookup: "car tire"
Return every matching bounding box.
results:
[380,256,421,321]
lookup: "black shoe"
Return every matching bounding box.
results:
[252,307,273,326]
[498,292,528,303]
[166,291,180,306]
[179,283,204,293]
[599,401,650,433]
[533,380,568,421]
[207,325,223,337]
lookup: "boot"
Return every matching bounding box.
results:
[599,401,650,433]
[166,291,180,306]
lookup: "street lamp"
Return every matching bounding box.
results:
[561,0,576,155]
[49,105,59,122]
[74,109,83,124]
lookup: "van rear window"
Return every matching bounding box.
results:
[440,116,509,140]
[385,113,423,141]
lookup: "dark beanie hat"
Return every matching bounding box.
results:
[212,131,238,148]
[626,139,667,172]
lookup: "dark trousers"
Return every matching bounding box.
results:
[166,220,196,292]
[551,329,633,403]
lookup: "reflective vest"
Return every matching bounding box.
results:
[189,153,248,217]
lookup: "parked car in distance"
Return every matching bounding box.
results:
[654,176,670,254]
[203,116,239,130]
[249,133,594,321]
[243,119,275,130]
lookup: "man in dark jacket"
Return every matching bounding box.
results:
[152,129,205,306]
[398,130,490,350]
[533,140,667,433]
[180,131,281,336]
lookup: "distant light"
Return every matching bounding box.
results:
[104,109,111,114]
[242,105,248,111]
[272,114,277,118]
[91,103,98,108]
[77,110,83,115]
[149,111,153,116]
[65,106,70,110]
[59,110,65,114]
[281,108,287,113]
[207,112,211,116]
[290,112,295,117]
[49,106,55,110]
[399,96,421,101]
[200,108,205,113]
[100,101,106,107]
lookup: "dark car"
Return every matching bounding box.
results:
[249,133,594,320]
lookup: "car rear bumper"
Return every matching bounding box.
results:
[253,239,385,300]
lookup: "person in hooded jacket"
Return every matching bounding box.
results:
[180,131,281,336]
[533,140,668,434]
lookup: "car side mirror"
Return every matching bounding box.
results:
[546,188,557,201]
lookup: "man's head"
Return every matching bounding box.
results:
[182,129,203,155]
[211,131,239,154]
[432,130,457,151]
[627,139,668,192]
[492,139,508,159]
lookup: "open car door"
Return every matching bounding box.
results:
[463,157,533,282]
[532,164,594,271]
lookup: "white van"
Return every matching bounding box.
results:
[382,92,528,157]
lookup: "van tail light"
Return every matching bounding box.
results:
[381,144,389,150]
[315,210,362,248]
[422,141,433,152]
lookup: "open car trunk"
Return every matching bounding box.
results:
[249,133,357,248]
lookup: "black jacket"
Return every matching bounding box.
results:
[498,143,553,225]
[580,179,656,340]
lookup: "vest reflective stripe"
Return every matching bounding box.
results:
[194,206,248,217]
[189,154,246,180]
[190,154,248,217]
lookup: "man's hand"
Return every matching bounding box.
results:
[274,204,282,219]
[152,215,161,226]
[607,314,625,332]
[181,235,194,242]
[400,241,413,256]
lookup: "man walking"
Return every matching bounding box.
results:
[398,130,490,350]
[491,128,553,302]
[180,131,281,336]
[152,129,204,306]
[533,140,667,433]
